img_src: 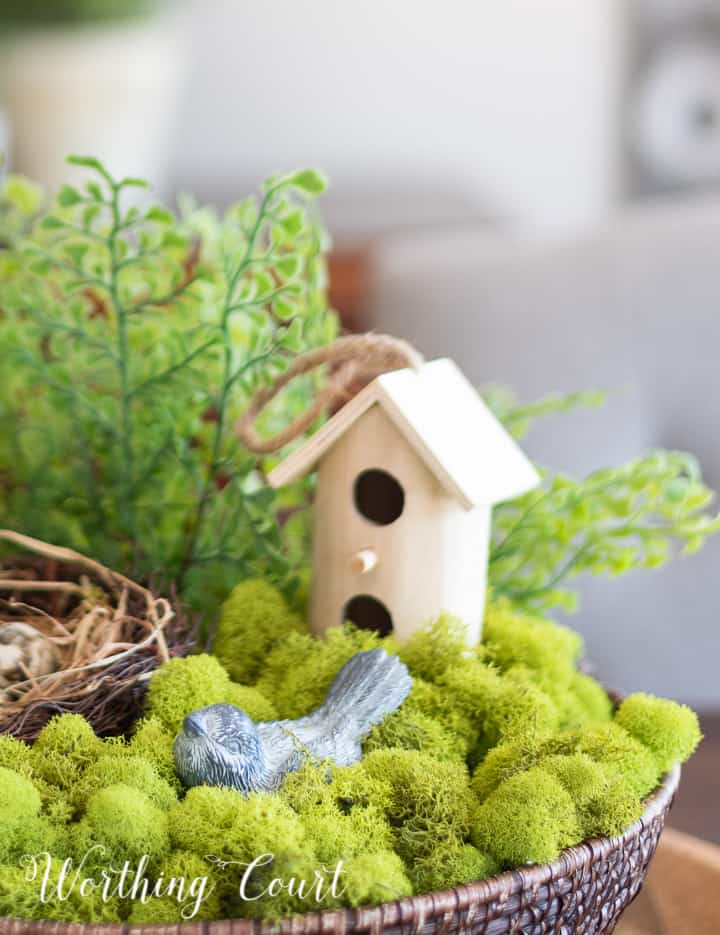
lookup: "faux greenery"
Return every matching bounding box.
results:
[486,389,720,613]
[0,158,335,609]
[0,1,163,27]
[0,588,701,923]
[1,155,719,622]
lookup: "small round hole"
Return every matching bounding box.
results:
[344,595,394,636]
[354,469,404,525]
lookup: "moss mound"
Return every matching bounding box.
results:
[343,851,413,907]
[31,714,103,787]
[73,754,177,812]
[168,785,307,864]
[0,735,34,778]
[255,625,385,719]
[0,586,701,924]
[144,652,277,735]
[127,715,180,789]
[214,578,305,683]
[471,767,580,866]
[75,784,170,863]
[409,841,498,892]
[0,767,42,819]
[615,692,702,774]
[397,613,471,681]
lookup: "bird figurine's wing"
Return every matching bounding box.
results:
[257,648,412,776]
[321,649,412,740]
[256,710,344,781]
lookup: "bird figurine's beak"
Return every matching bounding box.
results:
[183,711,207,737]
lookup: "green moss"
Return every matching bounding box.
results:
[398,613,471,682]
[363,749,475,861]
[615,693,702,774]
[437,659,501,723]
[409,842,498,892]
[281,762,394,865]
[73,754,177,812]
[33,778,74,824]
[279,759,394,861]
[568,671,614,723]
[438,660,558,754]
[42,862,124,923]
[0,766,41,818]
[281,760,393,818]
[31,714,103,787]
[128,715,179,789]
[0,864,41,920]
[280,759,336,812]
[579,779,645,839]
[0,585,703,924]
[571,723,661,799]
[342,851,413,907]
[491,669,559,745]
[301,801,393,863]
[482,601,582,683]
[145,655,277,736]
[471,739,540,801]
[127,899,184,924]
[255,626,385,719]
[0,776,67,866]
[0,862,123,923]
[538,754,608,806]
[76,784,170,863]
[128,849,223,923]
[364,708,462,762]
[145,654,232,734]
[0,734,34,778]
[0,813,66,865]
[213,578,305,683]
[471,767,580,866]
[228,852,332,921]
[401,678,478,756]
[169,786,306,864]
[225,682,278,721]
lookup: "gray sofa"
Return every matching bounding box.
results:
[367,195,720,708]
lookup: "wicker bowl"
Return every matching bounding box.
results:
[1,765,679,935]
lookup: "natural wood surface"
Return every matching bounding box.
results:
[269,358,539,509]
[310,403,491,644]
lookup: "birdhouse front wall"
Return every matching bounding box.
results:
[311,404,490,645]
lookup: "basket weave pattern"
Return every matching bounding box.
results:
[1,766,679,935]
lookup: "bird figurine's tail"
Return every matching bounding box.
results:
[322,648,412,739]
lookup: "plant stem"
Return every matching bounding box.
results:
[108,181,137,549]
[175,187,278,584]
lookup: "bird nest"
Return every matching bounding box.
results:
[0,529,191,742]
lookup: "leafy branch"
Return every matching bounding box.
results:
[0,158,335,609]
[489,391,720,613]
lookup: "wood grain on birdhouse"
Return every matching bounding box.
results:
[268,358,539,645]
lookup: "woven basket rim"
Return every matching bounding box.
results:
[0,764,680,933]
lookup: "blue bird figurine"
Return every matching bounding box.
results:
[174,648,413,794]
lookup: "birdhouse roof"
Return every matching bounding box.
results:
[267,358,540,509]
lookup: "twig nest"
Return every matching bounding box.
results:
[0,621,60,698]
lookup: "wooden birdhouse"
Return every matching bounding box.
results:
[268,358,539,645]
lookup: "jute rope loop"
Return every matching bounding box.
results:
[236,333,424,454]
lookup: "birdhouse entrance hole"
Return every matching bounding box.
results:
[343,595,393,636]
[354,469,404,525]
